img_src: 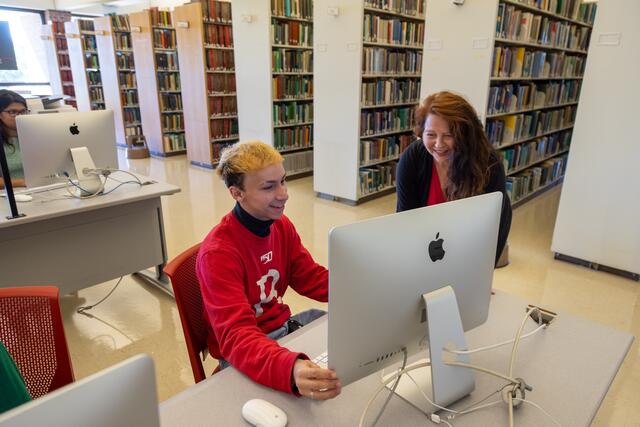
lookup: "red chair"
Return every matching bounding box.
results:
[164,243,214,383]
[0,286,74,398]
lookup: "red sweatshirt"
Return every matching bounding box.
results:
[196,212,328,394]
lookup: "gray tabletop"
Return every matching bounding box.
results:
[160,291,633,427]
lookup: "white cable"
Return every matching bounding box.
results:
[443,360,519,385]
[444,324,546,355]
[513,398,562,427]
[370,349,408,427]
[509,307,538,378]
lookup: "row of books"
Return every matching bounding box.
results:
[116,52,135,69]
[360,134,413,164]
[206,50,234,70]
[58,54,70,67]
[212,141,237,164]
[272,75,312,99]
[125,125,143,137]
[123,109,141,124]
[208,74,236,94]
[272,21,312,47]
[273,101,313,125]
[118,71,136,88]
[158,73,180,91]
[499,131,570,173]
[89,87,104,102]
[114,33,132,50]
[360,106,415,137]
[508,0,597,25]
[363,14,425,47]
[364,0,425,17]
[362,48,422,74]
[359,162,397,196]
[60,70,72,81]
[87,70,101,85]
[79,20,94,32]
[205,24,233,47]
[150,8,172,27]
[272,49,312,73]
[163,133,186,152]
[487,80,581,115]
[121,90,138,105]
[162,113,184,131]
[52,22,65,33]
[210,118,239,139]
[55,37,67,50]
[506,154,567,202]
[361,78,420,106]
[282,150,313,174]
[271,0,313,20]
[82,35,97,51]
[85,54,99,69]
[202,1,232,23]
[210,96,237,116]
[156,52,178,70]
[111,14,130,31]
[63,86,75,97]
[153,28,176,49]
[492,47,584,78]
[160,93,182,111]
[496,5,591,51]
[486,105,576,146]
[274,125,312,151]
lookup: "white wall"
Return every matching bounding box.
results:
[313,0,363,201]
[551,0,640,275]
[420,0,499,121]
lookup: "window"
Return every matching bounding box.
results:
[0,8,51,95]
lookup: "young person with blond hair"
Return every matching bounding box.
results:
[196,140,341,400]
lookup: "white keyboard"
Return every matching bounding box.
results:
[312,351,328,368]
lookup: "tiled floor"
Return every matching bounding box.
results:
[59,152,639,426]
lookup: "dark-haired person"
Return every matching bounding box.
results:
[196,140,341,400]
[396,91,511,265]
[0,90,29,189]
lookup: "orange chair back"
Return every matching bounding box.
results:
[164,243,211,383]
[0,286,74,398]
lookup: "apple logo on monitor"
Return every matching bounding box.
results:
[69,123,80,135]
[428,233,445,262]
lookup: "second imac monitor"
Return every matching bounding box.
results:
[16,110,118,189]
[328,192,502,407]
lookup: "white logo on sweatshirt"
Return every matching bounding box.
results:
[260,251,273,264]
[254,269,282,317]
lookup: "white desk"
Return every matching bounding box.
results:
[160,291,633,426]
[0,174,180,295]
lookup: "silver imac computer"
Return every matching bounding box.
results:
[327,192,502,412]
[16,110,118,193]
[0,354,160,427]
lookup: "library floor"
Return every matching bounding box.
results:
[58,151,639,426]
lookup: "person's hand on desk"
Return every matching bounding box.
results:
[293,359,341,400]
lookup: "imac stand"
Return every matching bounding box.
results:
[70,147,103,196]
[385,286,474,414]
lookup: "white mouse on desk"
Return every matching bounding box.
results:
[12,194,32,203]
[242,398,288,427]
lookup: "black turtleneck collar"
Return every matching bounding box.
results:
[233,202,274,237]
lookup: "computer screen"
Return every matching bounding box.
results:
[16,110,118,189]
[0,354,160,427]
[327,192,502,407]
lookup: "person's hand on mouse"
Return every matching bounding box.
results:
[293,359,341,400]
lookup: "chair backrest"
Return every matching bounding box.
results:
[164,243,210,383]
[0,286,74,399]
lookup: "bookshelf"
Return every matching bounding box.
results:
[65,19,106,112]
[41,21,77,108]
[173,1,239,169]
[232,0,314,178]
[129,8,186,157]
[95,15,143,148]
[489,0,596,206]
[314,0,426,203]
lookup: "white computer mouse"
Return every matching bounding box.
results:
[241,398,288,427]
[13,194,33,203]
